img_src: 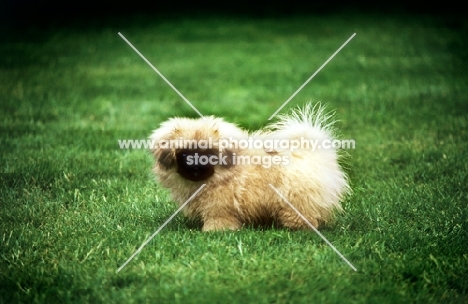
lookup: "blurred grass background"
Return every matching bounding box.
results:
[1,3,467,303]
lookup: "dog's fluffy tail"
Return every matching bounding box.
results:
[264,103,350,220]
[263,102,337,144]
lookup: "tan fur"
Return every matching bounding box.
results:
[149,103,350,231]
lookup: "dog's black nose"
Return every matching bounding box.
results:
[176,149,215,181]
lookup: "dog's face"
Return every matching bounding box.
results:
[150,116,246,182]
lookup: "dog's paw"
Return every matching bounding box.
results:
[202,218,242,232]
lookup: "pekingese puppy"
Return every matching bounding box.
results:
[149,103,350,231]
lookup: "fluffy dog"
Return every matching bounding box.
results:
[149,103,350,231]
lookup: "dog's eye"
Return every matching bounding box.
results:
[158,149,176,170]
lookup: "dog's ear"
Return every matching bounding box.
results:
[219,148,235,168]
[155,149,176,170]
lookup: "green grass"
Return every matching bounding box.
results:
[1,12,468,303]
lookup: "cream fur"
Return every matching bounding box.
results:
[150,103,350,231]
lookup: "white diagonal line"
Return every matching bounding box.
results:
[117,184,206,273]
[269,184,357,271]
[268,33,356,120]
[118,32,204,118]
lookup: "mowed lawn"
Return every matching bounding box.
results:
[1,11,467,303]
